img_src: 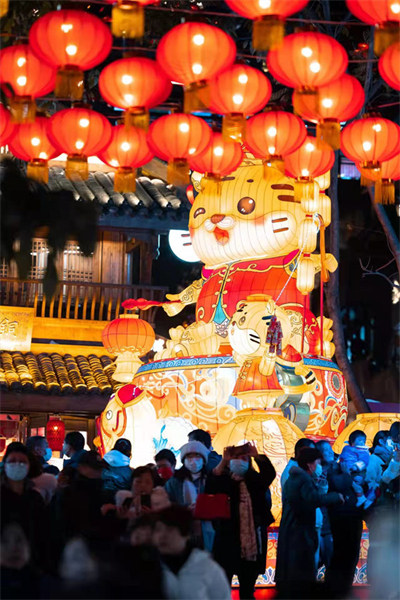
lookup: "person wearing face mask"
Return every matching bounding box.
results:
[26,435,59,475]
[275,447,344,600]
[61,431,86,470]
[205,442,276,600]
[0,442,49,570]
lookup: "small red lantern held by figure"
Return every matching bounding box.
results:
[99,57,172,129]
[379,42,400,90]
[29,10,112,100]
[147,113,212,185]
[267,31,348,114]
[0,44,56,123]
[46,416,65,452]
[105,0,157,39]
[156,22,236,112]
[97,125,154,193]
[207,64,272,142]
[346,0,400,55]
[294,74,365,150]
[49,107,112,180]
[225,0,309,50]
[9,115,58,183]
[244,110,307,174]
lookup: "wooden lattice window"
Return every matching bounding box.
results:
[62,242,94,282]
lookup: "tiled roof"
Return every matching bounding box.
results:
[0,351,118,395]
[47,167,190,220]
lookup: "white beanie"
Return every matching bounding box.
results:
[180,441,209,463]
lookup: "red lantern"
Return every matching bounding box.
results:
[0,44,56,123]
[346,1,400,55]
[156,22,236,112]
[46,416,65,452]
[341,115,400,180]
[294,74,365,150]
[189,131,244,193]
[98,125,154,192]
[0,104,15,145]
[207,64,272,142]
[9,115,58,184]
[99,57,172,129]
[244,110,307,173]
[267,32,348,114]
[379,42,400,90]
[147,113,212,185]
[105,0,157,38]
[225,0,308,50]
[49,107,112,180]
[284,136,335,206]
[358,154,400,204]
[29,10,112,100]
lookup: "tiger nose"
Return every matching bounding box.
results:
[211,214,225,224]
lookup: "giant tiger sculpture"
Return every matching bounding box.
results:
[97,155,348,465]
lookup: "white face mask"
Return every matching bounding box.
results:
[314,464,323,478]
[5,462,29,482]
[230,459,249,477]
[44,448,52,462]
[184,457,203,474]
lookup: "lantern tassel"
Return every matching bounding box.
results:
[184,81,209,113]
[112,1,144,39]
[167,158,190,186]
[253,16,285,51]
[55,65,84,100]
[124,107,149,130]
[293,87,319,116]
[114,166,136,193]
[66,154,89,180]
[9,96,36,124]
[263,156,285,177]
[360,161,380,187]
[317,119,341,151]
[222,113,246,142]
[0,0,9,18]
[374,22,400,57]
[27,159,49,184]
[202,174,222,197]
[375,179,395,205]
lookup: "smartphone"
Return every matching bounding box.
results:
[231,442,251,458]
[140,494,152,509]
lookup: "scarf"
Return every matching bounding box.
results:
[239,480,258,562]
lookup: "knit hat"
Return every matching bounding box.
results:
[180,441,209,463]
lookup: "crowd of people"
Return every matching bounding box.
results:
[1,423,399,600]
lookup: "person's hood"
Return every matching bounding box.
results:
[103,449,131,467]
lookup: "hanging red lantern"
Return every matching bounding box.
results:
[341,115,400,182]
[8,115,58,184]
[225,0,309,50]
[156,22,236,112]
[97,125,154,192]
[0,104,15,145]
[206,64,272,142]
[379,42,400,90]
[0,44,56,123]
[105,0,156,38]
[99,57,172,129]
[244,110,307,173]
[102,312,155,382]
[294,74,365,150]
[46,416,65,451]
[29,10,112,100]
[147,113,212,185]
[189,131,244,193]
[358,154,400,205]
[48,107,112,180]
[346,1,400,55]
[284,135,335,207]
[267,31,348,114]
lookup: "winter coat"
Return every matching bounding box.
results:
[326,462,363,518]
[275,466,341,585]
[281,458,323,528]
[63,449,87,470]
[32,472,58,504]
[162,548,231,600]
[165,468,206,506]
[205,455,276,574]
[102,450,133,495]
[206,450,222,473]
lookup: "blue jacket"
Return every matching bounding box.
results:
[102,450,133,494]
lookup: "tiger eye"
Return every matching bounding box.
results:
[193,207,206,218]
[237,197,255,215]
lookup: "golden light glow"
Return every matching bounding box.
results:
[305,142,315,152]
[232,93,244,104]
[124,94,134,105]
[31,137,41,146]
[110,159,119,167]
[390,2,400,14]
[301,168,310,177]
[321,98,333,108]
[372,123,382,132]
[188,147,196,154]
[66,44,78,57]
[179,123,190,133]
[267,126,277,137]
[17,57,26,67]
[121,74,133,85]
[192,34,205,46]
[192,63,203,75]
[363,141,372,151]
[79,118,90,128]
[213,146,224,156]
[75,140,84,150]
[301,47,313,57]
[259,0,272,8]
[61,23,73,33]
[39,152,48,159]
[121,142,131,151]
[16,75,27,86]
[268,145,276,154]
[309,61,321,73]
[238,73,248,84]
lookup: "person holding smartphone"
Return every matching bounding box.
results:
[205,442,276,600]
